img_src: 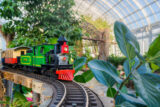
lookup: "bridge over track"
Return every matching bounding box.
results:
[0,69,104,107]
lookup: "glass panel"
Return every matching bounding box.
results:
[123,1,135,13]
[129,0,139,10]
[148,15,156,24]
[155,12,160,21]
[138,0,147,7]
[146,0,155,4]
[150,3,160,13]
[106,0,115,6]
[117,3,129,17]
[144,6,153,15]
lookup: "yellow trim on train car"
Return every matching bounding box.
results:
[33,56,44,58]
[33,64,41,67]
[21,56,31,64]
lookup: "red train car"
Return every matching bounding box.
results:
[2,47,30,65]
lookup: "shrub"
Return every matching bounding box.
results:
[107,54,126,67]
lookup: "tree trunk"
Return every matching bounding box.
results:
[98,29,110,60]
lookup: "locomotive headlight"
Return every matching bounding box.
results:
[62,57,67,61]
[64,47,68,51]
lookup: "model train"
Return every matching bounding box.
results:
[1,36,75,81]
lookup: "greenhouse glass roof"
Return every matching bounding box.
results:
[74,0,160,30]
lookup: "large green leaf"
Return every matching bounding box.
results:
[88,60,122,87]
[123,58,151,77]
[106,87,117,98]
[116,102,137,107]
[115,93,146,107]
[114,21,140,60]
[116,84,128,94]
[147,35,160,66]
[73,57,87,75]
[133,72,160,107]
[74,70,94,83]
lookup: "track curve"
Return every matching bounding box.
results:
[1,68,104,107]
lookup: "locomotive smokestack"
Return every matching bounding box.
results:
[58,36,68,45]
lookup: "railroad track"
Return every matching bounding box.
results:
[1,68,104,107]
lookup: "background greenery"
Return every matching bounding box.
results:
[0,0,82,47]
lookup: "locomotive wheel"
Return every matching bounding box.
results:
[40,69,45,75]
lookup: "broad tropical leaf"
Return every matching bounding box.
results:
[74,70,94,83]
[115,93,146,107]
[116,102,137,107]
[133,71,160,107]
[88,60,122,87]
[116,84,128,94]
[106,87,117,98]
[123,60,132,77]
[73,57,87,75]
[147,35,160,67]
[123,58,151,77]
[114,21,140,60]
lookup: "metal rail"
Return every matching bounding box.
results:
[1,68,104,107]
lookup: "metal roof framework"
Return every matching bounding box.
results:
[74,0,160,30]
[74,0,160,54]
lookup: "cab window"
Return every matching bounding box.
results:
[40,47,44,54]
[21,51,25,55]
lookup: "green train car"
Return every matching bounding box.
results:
[20,44,54,68]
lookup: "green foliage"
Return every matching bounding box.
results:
[133,72,160,107]
[107,54,126,67]
[68,46,78,64]
[82,47,94,63]
[88,60,122,86]
[81,15,114,41]
[107,87,117,98]
[22,86,32,94]
[82,16,111,30]
[115,93,146,107]
[116,84,128,94]
[73,57,87,75]
[74,70,94,83]
[0,0,82,47]
[86,21,160,107]
[114,21,140,60]
[73,57,94,83]
[0,92,33,107]
[146,35,160,67]
[150,63,159,72]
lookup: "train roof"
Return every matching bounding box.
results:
[14,46,30,51]
[32,44,54,47]
[5,46,30,51]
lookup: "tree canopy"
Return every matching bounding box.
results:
[0,0,82,47]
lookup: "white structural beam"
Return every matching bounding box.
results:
[132,0,150,25]
[144,0,157,21]
[126,0,145,27]
[100,0,124,22]
[84,0,97,11]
